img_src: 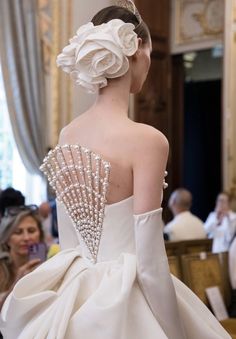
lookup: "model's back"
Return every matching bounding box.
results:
[59,103,167,206]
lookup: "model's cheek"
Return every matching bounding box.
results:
[147,56,151,71]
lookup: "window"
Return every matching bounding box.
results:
[0,62,46,204]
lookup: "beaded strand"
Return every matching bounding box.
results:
[40,145,111,263]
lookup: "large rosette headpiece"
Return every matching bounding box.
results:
[56,19,138,93]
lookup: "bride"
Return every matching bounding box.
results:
[0,2,231,338]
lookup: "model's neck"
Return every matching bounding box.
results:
[93,72,131,117]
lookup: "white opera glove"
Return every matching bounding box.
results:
[134,208,186,339]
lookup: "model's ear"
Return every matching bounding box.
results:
[132,38,143,60]
[137,37,143,48]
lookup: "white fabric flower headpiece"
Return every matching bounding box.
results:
[56,19,139,93]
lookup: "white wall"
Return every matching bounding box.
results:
[71,0,112,118]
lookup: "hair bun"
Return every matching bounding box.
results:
[56,19,138,93]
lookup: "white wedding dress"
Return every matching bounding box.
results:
[0,145,231,339]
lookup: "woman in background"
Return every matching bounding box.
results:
[205,192,236,253]
[0,206,44,307]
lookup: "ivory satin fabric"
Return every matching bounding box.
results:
[0,197,231,338]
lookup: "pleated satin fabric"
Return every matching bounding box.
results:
[0,198,231,339]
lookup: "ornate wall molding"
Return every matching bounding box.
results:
[171,0,224,54]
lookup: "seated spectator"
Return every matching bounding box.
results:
[164,188,206,241]
[204,192,236,253]
[0,205,45,309]
[0,187,25,222]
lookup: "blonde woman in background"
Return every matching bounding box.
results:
[0,207,44,307]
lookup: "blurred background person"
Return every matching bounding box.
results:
[204,192,236,253]
[0,206,45,309]
[0,187,25,222]
[164,188,206,241]
[38,199,58,246]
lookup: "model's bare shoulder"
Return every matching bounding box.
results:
[130,122,169,159]
[58,125,71,145]
[130,123,169,213]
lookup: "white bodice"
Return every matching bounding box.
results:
[40,144,167,263]
[57,195,135,262]
[40,144,133,263]
[1,146,231,339]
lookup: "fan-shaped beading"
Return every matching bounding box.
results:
[40,144,110,263]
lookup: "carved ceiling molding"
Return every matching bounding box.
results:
[171,0,224,54]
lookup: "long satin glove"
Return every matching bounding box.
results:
[134,208,186,339]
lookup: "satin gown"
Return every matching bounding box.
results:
[0,145,231,339]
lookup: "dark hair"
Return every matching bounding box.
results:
[92,6,150,45]
[171,188,192,210]
[0,187,25,217]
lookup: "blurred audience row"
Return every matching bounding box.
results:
[164,188,236,254]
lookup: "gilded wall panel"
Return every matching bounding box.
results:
[171,0,224,54]
[38,0,72,148]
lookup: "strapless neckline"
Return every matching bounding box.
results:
[53,143,110,162]
[105,195,133,209]
[45,143,133,210]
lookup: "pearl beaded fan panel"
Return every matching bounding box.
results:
[40,144,111,263]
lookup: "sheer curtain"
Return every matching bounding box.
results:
[0,0,47,176]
